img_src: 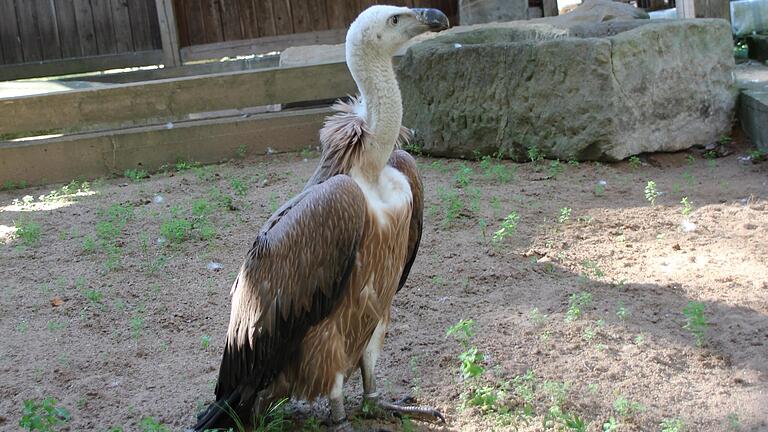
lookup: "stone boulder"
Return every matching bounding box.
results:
[459,0,530,24]
[397,5,735,160]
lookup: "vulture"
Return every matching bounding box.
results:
[191,5,449,432]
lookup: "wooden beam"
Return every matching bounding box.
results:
[155,0,182,67]
[0,107,332,186]
[0,50,163,81]
[0,61,355,136]
[180,28,347,62]
[694,0,730,20]
[677,0,696,18]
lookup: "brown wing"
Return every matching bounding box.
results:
[211,175,366,421]
[388,149,424,292]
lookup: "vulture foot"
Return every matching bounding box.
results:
[362,394,445,424]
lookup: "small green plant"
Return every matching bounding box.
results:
[83,288,103,304]
[14,217,41,246]
[453,163,473,187]
[447,319,485,380]
[492,212,519,243]
[437,187,464,225]
[201,335,211,350]
[174,158,199,171]
[628,155,641,169]
[160,218,192,243]
[558,207,572,224]
[645,180,659,205]
[230,178,248,197]
[594,182,605,196]
[726,412,741,431]
[565,292,592,322]
[236,144,247,158]
[548,160,564,178]
[528,146,544,164]
[683,301,708,347]
[681,197,693,217]
[529,307,548,326]
[616,303,629,320]
[124,169,149,182]
[139,417,169,432]
[613,395,644,418]
[131,314,145,340]
[19,397,70,431]
[660,418,686,432]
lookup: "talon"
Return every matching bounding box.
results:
[374,399,445,424]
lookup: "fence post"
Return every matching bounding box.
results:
[677,0,696,18]
[156,0,181,68]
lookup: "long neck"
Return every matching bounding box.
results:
[347,48,402,182]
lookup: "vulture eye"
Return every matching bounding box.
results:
[390,15,399,25]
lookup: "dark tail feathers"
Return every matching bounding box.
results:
[188,390,242,432]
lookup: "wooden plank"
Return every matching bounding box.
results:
[201,0,224,43]
[219,0,242,40]
[0,60,354,135]
[171,0,188,47]
[0,49,163,81]
[128,0,154,50]
[254,0,277,37]
[324,0,349,29]
[16,0,43,62]
[74,0,99,56]
[306,0,329,32]
[694,0,730,20]
[110,0,135,52]
[181,28,346,61]
[185,0,207,46]
[677,0,695,18]
[92,0,118,54]
[0,0,25,64]
[55,1,82,58]
[155,0,181,67]
[289,0,313,33]
[34,0,62,60]
[0,107,330,187]
[146,0,162,48]
[237,0,259,39]
[542,0,558,16]
[272,0,294,35]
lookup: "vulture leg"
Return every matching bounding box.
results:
[329,373,353,432]
[360,322,445,424]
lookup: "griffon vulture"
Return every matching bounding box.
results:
[191,6,449,431]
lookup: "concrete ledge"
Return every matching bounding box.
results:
[0,107,331,186]
[739,91,768,150]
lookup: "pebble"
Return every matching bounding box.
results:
[681,220,696,232]
[152,195,164,204]
[207,262,223,271]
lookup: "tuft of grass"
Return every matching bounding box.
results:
[139,417,169,432]
[14,217,41,246]
[681,197,693,217]
[557,207,572,224]
[230,178,248,197]
[660,418,686,432]
[548,160,564,178]
[492,212,519,244]
[160,218,192,243]
[19,397,70,432]
[683,301,708,347]
[645,180,659,205]
[124,169,149,182]
[453,163,473,188]
[565,292,592,322]
[201,335,211,350]
[628,155,641,169]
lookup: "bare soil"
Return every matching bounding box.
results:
[1,132,766,432]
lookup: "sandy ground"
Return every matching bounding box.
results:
[1,132,766,432]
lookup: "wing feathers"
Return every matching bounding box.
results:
[214,175,366,411]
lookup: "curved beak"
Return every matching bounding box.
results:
[412,8,450,32]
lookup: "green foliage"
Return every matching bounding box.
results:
[19,398,70,431]
[628,156,641,169]
[453,163,473,187]
[528,146,544,163]
[201,335,211,350]
[612,395,644,418]
[565,292,592,322]
[594,182,606,196]
[660,418,686,432]
[683,301,708,347]
[479,153,515,183]
[616,303,629,321]
[645,180,659,205]
[139,417,169,432]
[160,218,192,243]
[174,158,199,171]
[230,177,248,197]
[558,207,572,224]
[236,144,248,158]
[493,212,519,243]
[131,314,145,340]
[548,160,564,178]
[14,217,41,246]
[681,197,693,217]
[124,169,149,182]
[447,319,485,380]
[437,187,464,225]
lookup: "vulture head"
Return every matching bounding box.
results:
[346,6,449,58]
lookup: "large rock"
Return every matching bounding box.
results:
[397,5,735,160]
[459,0,529,24]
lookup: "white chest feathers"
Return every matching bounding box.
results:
[351,165,412,226]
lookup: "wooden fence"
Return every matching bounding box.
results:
[0,0,163,80]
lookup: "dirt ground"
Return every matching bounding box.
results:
[1,131,766,432]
